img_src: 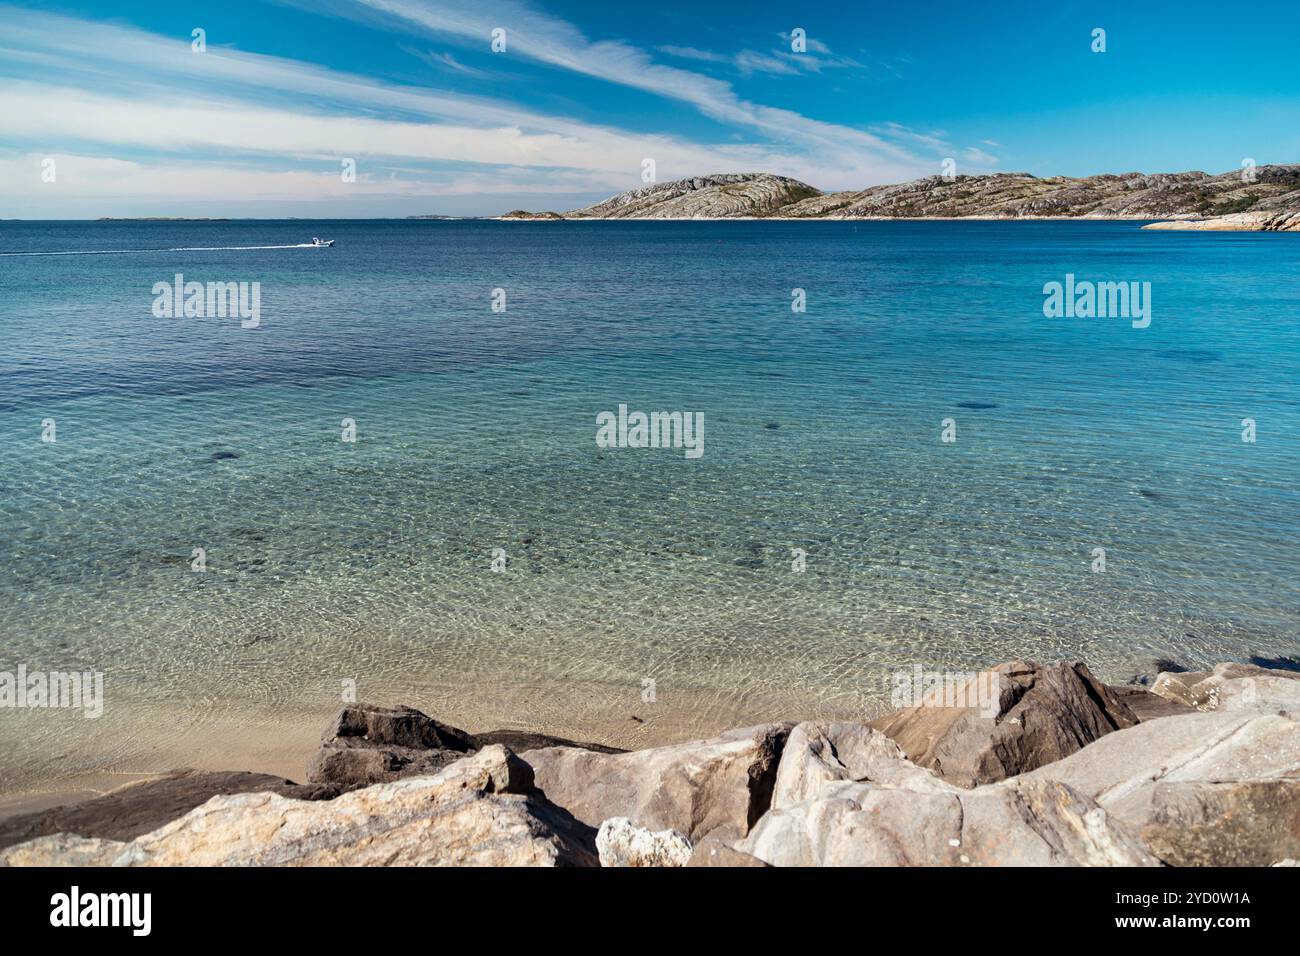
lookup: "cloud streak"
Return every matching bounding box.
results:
[0,3,995,213]
[349,0,917,165]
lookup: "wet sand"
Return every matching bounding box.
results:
[0,673,885,820]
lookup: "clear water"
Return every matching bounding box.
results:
[1,220,1298,789]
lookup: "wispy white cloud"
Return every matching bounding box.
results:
[659,39,856,78]
[962,146,999,167]
[734,50,802,77]
[870,122,953,155]
[4,77,867,196]
[0,152,622,201]
[0,3,979,212]
[401,45,487,77]
[656,45,729,64]
[344,0,921,168]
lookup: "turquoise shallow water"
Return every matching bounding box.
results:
[1,219,1298,787]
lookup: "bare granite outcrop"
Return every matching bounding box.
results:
[500,166,1300,230]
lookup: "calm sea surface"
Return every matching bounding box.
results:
[1,220,1297,789]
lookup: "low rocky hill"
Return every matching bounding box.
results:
[565,173,820,219]
[500,166,1300,230]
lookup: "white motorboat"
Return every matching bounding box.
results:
[311,237,335,247]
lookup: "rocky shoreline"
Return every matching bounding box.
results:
[2,659,1297,867]
[500,168,1300,232]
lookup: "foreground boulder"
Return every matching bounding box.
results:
[1140,781,1300,867]
[870,661,1138,787]
[307,702,620,791]
[739,777,1158,866]
[2,747,598,867]
[596,818,692,867]
[4,663,1292,868]
[521,723,792,843]
[0,769,338,852]
[1027,710,1300,866]
[737,718,1157,866]
[1149,663,1300,714]
[771,720,950,809]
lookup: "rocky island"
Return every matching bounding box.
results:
[502,166,1300,231]
[2,658,1296,867]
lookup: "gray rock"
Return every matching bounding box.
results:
[0,769,338,852]
[687,831,771,867]
[870,660,1138,787]
[1026,710,1300,866]
[596,818,692,867]
[1149,669,1214,707]
[307,703,475,790]
[522,723,792,843]
[1140,780,1300,867]
[740,777,1158,867]
[307,703,620,791]
[1143,208,1300,232]
[1150,663,1300,714]
[470,729,622,755]
[0,833,126,867]
[2,747,598,867]
[772,720,950,809]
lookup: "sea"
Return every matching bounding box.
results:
[1,219,1297,793]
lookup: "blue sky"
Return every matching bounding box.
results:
[3,0,1298,217]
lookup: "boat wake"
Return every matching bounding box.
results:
[0,243,324,257]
